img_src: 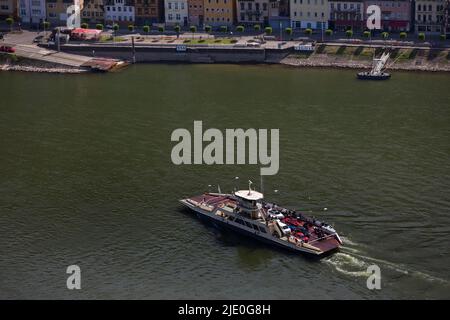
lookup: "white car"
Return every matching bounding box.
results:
[276,219,291,236]
[268,209,284,219]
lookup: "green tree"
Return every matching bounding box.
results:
[174,25,181,33]
[204,25,212,33]
[5,17,13,32]
[418,33,425,41]
[285,27,293,36]
[81,22,88,29]
[128,24,134,32]
[190,25,197,33]
[158,26,165,33]
[346,29,353,38]
[265,27,272,35]
[236,25,244,33]
[440,34,446,41]
[254,24,261,31]
[220,26,227,32]
[304,28,312,35]
[399,32,407,39]
[325,29,333,36]
[143,25,150,33]
[96,24,104,31]
[381,31,389,39]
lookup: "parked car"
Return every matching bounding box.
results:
[0,45,15,53]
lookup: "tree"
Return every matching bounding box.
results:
[304,28,312,35]
[399,32,407,39]
[190,25,197,33]
[254,24,261,31]
[236,25,244,33]
[128,24,134,32]
[265,27,272,35]
[81,22,88,29]
[143,25,150,33]
[381,31,389,39]
[174,25,181,33]
[362,30,371,38]
[285,27,293,36]
[346,29,353,38]
[220,26,227,32]
[5,17,13,32]
[96,24,104,31]
[418,33,425,41]
[204,25,212,33]
[158,26,165,33]
[440,34,446,41]
[325,29,333,36]
[42,21,51,37]
[113,24,119,32]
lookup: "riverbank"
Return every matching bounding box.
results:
[0,53,88,73]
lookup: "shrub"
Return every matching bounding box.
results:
[304,28,312,35]
[381,31,389,39]
[5,17,13,25]
[220,26,227,32]
[96,24,104,31]
[204,25,212,33]
[254,24,261,31]
[325,29,333,36]
[113,24,119,32]
[440,34,446,41]
[363,30,371,38]
[418,33,425,41]
[128,25,134,32]
[81,22,88,29]
[399,32,407,39]
[190,25,197,33]
[158,26,164,32]
[285,27,293,36]
[265,27,272,35]
[236,25,244,33]
[143,25,150,33]
[346,29,353,38]
[174,25,181,33]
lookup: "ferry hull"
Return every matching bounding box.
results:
[357,72,391,80]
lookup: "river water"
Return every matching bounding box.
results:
[0,65,449,299]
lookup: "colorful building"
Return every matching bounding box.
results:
[414,0,448,34]
[236,0,270,26]
[329,0,363,31]
[165,0,188,26]
[187,0,204,26]
[133,0,163,25]
[104,0,135,24]
[18,0,47,23]
[290,0,330,30]
[0,0,18,19]
[204,0,235,27]
[81,0,104,24]
[363,0,411,32]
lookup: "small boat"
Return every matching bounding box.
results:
[357,51,391,80]
[180,182,343,257]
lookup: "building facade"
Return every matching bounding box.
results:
[165,0,188,26]
[204,0,235,27]
[329,0,363,31]
[290,0,330,30]
[414,0,448,34]
[0,0,18,19]
[133,0,163,25]
[363,0,411,32]
[104,0,135,24]
[18,0,46,23]
[81,0,104,24]
[268,0,290,28]
[187,0,204,26]
[46,0,85,25]
[236,0,270,26]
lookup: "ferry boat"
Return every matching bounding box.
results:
[180,184,343,257]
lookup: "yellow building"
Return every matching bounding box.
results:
[204,0,235,27]
[46,0,85,25]
[81,0,104,24]
[290,0,329,30]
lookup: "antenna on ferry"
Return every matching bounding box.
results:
[234,176,239,192]
[248,180,253,195]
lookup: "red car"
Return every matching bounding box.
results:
[0,45,15,53]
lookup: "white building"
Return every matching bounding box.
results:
[290,0,330,30]
[104,0,135,24]
[18,0,46,24]
[165,0,188,26]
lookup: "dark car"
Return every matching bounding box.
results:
[0,45,15,53]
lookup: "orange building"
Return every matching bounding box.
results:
[204,0,235,27]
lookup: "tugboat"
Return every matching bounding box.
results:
[357,51,391,80]
[180,182,343,257]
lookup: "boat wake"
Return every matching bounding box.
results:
[323,238,449,285]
